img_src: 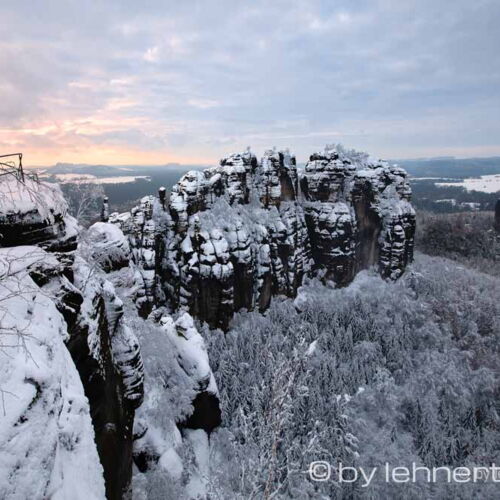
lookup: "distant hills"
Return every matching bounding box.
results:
[44,156,500,180]
[48,162,207,176]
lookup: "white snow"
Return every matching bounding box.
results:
[50,173,96,181]
[436,174,500,193]
[87,221,129,247]
[160,313,217,394]
[0,177,67,223]
[0,246,59,279]
[72,256,103,358]
[84,222,131,271]
[184,429,210,499]
[158,448,184,480]
[306,340,318,356]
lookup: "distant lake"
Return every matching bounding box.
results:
[42,173,152,184]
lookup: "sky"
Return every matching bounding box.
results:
[0,0,499,166]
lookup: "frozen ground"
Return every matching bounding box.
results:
[437,174,500,193]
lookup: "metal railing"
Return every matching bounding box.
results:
[0,153,24,181]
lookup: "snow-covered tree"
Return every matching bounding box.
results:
[62,181,105,225]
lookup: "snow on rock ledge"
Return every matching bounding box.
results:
[0,177,77,250]
[161,313,221,432]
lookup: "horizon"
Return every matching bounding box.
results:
[25,152,500,170]
[1,1,500,164]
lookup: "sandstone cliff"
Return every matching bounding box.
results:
[113,144,415,330]
[0,177,144,499]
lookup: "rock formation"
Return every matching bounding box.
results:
[67,256,144,499]
[84,216,222,490]
[131,311,221,479]
[158,148,312,330]
[0,177,144,499]
[101,196,110,222]
[108,196,160,317]
[301,145,415,282]
[113,144,415,330]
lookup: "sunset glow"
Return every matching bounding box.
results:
[1,1,499,166]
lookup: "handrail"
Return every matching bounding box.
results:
[0,153,22,158]
[0,153,24,181]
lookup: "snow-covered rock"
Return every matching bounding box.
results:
[158,148,312,329]
[70,256,144,498]
[0,246,105,500]
[109,196,160,317]
[0,175,145,499]
[0,176,77,250]
[130,310,220,494]
[301,144,415,281]
[160,313,220,432]
[112,144,415,328]
[84,221,131,272]
[79,220,221,497]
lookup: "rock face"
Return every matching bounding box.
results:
[109,196,159,318]
[300,145,415,282]
[161,313,221,434]
[159,148,312,330]
[0,177,144,499]
[114,144,415,330]
[0,247,106,500]
[68,257,144,499]
[85,221,131,272]
[86,222,222,493]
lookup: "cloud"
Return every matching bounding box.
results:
[143,46,160,63]
[187,98,220,110]
[0,0,499,165]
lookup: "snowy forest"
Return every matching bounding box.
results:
[203,252,500,499]
[129,248,500,498]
